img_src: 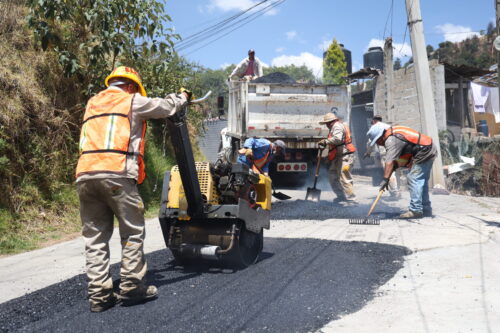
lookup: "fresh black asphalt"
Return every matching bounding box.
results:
[0,237,409,332]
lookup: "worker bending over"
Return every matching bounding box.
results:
[75,66,190,312]
[318,112,357,203]
[366,122,436,219]
[238,137,286,175]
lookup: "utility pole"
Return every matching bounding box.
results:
[405,0,445,188]
[383,37,394,123]
[496,0,500,108]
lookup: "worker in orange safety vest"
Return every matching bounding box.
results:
[317,112,357,203]
[75,66,190,312]
[367,122,437,219]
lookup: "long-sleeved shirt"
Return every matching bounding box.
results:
[230,57,264,79]
[237,137,273,173]
[76,86,188,182]
[324,121,349,156]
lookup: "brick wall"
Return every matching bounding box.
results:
[374,59,447,132]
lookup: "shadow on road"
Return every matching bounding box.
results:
[0,238,410,333]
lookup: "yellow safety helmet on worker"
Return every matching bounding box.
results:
[104,66,147,97]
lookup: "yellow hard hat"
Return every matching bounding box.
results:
[104,66,147,96]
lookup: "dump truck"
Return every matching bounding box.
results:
[158,92,272,268]
[223,78,350,183]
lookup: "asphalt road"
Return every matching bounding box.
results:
[0,237,408,332]
[1,176,499,332]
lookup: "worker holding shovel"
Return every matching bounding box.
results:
[366,122,437,219]
[317,112,357,204]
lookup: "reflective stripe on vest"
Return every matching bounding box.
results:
[327,123,356,161]
[251,145,272,173]
[76,88,147,183]
[382,126,432,146]
[382,126,432,168]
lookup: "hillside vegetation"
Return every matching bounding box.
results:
[0,1,205,254]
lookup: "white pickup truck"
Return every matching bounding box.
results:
[223,80,350,182]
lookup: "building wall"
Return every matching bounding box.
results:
[374,59,446,132]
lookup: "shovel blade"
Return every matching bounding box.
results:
[305,187,321,202]
[272,191,291,200]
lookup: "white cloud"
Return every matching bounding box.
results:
[207,0,278,15]
[286,31,297,40]
[435,23,479,43]
[271,52,323,78]
[318,40,332,51]
[275,47,285,53]
[366,39,412,59]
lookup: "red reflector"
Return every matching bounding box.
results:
[248,126,255,130]
[275,126,281,129]
[301,164,307,170]
[293,164,299,170]
[285,164,291,170]
[295,152,303,160]
[315,128,322,130]
[285,152,291,161]
[278,164,285,170]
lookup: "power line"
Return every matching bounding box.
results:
[183,0,286,56]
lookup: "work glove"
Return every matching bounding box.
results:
[244,149,253,159]
[379,177,390,192]
[178,87,193,101]
[317,139,327,148]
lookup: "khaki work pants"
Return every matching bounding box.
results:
[328,153,355,199]
[76,178,147,306]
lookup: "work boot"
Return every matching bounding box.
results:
[399,210,423,219]
[121,285,158,306]
[90,293,120,313]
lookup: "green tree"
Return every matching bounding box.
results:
[323,39,347,84]
[264,64,316,83]
[27,0,179,97]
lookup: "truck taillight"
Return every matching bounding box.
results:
[301,164,307,170]
[285,164,291,170]
[248,126,255,130]
[293,164,299,171]
[285,152,291,161]
[278,164,285,171]
[295,152,303,160]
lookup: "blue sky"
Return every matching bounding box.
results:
[165,0,494,77]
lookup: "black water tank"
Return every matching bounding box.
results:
[364,46,384,70]
[339,44,352,74]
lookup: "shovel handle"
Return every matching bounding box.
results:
[312,148,323,188]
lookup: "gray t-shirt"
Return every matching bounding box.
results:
[384,135,437,165]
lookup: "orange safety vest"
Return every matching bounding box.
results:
[382,126,432,168]
[327,123,357,161]
[75,88,147,183]
[251,145,272,173]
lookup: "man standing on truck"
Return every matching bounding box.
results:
[75,66,190,312]
[238,137,286,175]
[229,49,264,81]
[366,122,437,219]
[318,112,357,203]
[364,115,400,199]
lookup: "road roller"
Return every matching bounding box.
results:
[158,92,271,268]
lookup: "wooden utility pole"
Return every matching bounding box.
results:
[405,0,446,188]
[383,37,394,123]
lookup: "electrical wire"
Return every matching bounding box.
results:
[175,0,286,54]
[176,0,271,49]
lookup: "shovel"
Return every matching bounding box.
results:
[253,162,290,200]
[305,148,323,202]
[272,184,291,200]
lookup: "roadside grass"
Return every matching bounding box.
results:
[0,184,81,255]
